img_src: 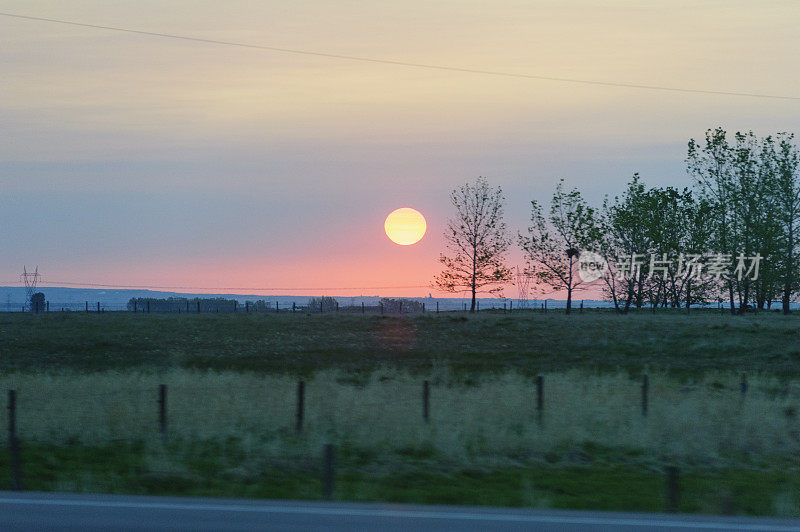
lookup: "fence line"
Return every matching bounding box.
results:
[4,375,730,510]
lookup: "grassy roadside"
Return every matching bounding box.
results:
[0,441,798,517]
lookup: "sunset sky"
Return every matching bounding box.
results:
[2,1,800,297]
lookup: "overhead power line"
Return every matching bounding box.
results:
[2,11,799,101]
[1,280,431,291]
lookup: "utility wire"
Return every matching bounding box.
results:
[2,11,799,101]
[2,280,431,291]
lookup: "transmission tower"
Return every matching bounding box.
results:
[515,266,530,309]
[21,266,40,310]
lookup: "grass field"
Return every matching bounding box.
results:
[1,310,799,516]
[2,310,800,375]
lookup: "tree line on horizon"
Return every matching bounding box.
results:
[434,127,800,315]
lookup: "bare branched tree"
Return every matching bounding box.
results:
[520,180,599,314]
[434,177,513,312]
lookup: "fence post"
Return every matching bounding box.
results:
[535,376,544,425]
[85,301,88,313]
[510,300,513,311]
[8,390,21,491]
[323,444,335,501]
[234,301,237,313]
[46,301,49,312]
[276,301,279,313]
[740,373,747,398]
[641,375,649,417]
[320,300,323,314]
[544,300,548,313]
[423,380,430,423]
[399,300,403,314]
[147,300,151,314]
[665,466,680,512]
[197,301,201,313]
[97,302,100,313]
[422,302,425,313]
[361,302,365,314]
[158,384,167,438]
[436,301,439,313]
[296,381,305,434]
[293,302,296,313]
[580,300,584,313]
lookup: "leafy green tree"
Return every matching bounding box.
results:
[598,174,654,313]
[434,177,512,313]
[520,180,599,314]
[772,133,800,313]
[687,128,738,313]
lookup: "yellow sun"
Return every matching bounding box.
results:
[384,207,427,245]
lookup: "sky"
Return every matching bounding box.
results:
[2,1,800,298]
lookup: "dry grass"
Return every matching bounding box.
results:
[2,369,798,467]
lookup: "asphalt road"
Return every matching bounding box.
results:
[0,492,798,531]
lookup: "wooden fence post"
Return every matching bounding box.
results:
[147,300,151,314]
[535,376,544,425]
[158,384,167,438]
[186,301,189,313]
[234,301,237,313]
[323,444,335,500]
[665,466,680,512]
[422,302,425,313]
[436,301,439,313]
[8,390,21,490]
[296,381,305,434]
[97,302,100,313]
[197,301,201,313]
[276,301,279,313]
[423,380,430,423]
[641,375,649,417]
[361,302,365,314]
[85,301,88,313]
[292,302,296,313]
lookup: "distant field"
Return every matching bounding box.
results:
[1,310,800,375]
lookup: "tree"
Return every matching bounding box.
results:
[772,133,800,313]
[434,176,512,312]
[687,128,737,313]
[306,296,338,313]
[30,292,45,313]
[520,180,599,314]
[598,174,654,313]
